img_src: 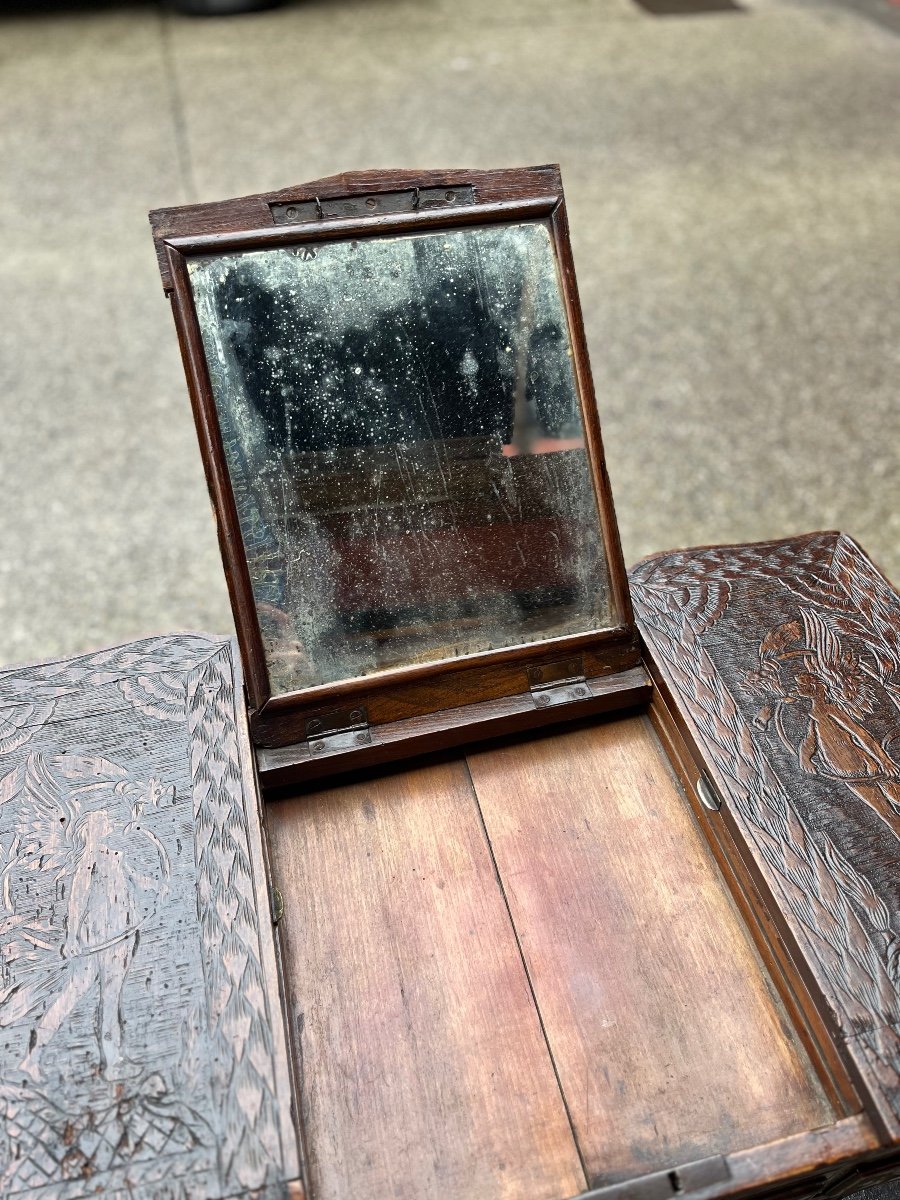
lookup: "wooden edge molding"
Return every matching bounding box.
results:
[149,164,564,292]
[573,1116,880,1200]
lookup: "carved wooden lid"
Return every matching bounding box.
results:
[0,634,301,1196]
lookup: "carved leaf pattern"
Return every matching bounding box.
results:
[630,536,900,1051]
[185,646,284,1192]
[0,636,219,707]
[0,703,56,757]
[117,673,187,722]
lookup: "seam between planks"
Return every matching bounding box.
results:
[462,753,591,1193]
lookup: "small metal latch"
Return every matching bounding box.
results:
[270,885,284,927]
[527,655,589,709]
[304,705,372,757]
[578,1154,730,1200]
[696,774,722,811]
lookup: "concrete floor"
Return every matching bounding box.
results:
[0,0,898,666]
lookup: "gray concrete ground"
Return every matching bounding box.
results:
[0,0,898,667]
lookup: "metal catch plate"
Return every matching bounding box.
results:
[579,1155,730,1200]
[305,705,372,757]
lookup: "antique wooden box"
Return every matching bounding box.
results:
[3,165,898,1200]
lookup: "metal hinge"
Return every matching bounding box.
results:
[270,185,475,226]
[526,655,590,709]
[578,1155,730,1200]
[304,705,372,757]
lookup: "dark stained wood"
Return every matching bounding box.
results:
[252,634,642,747]
[258,664,650,790]
[0,635,301,1199]
[149,165,637,776]
[265,758,587,1200]
[630,532,900,1143]
[549,199,633,635]
[163,196,558,261]
[150,165,564,292]
[466,713,836,1188]
[167,253,273,709]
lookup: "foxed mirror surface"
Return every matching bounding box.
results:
[188,220,614,695]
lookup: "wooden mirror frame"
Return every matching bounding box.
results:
[151,165,640,754]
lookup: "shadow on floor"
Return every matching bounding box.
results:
[0,0,293,16]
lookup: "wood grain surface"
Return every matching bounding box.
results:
[266,758,586,1200]
[467,713,835,1188]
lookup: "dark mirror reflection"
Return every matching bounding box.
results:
[189,220,613,694]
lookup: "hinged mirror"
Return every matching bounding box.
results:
[151,166,639,773]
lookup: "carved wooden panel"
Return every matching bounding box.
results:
[0,635,300,1199]
[630,532,900,1140]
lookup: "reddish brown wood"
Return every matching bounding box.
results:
[549,199,633,635]
[167,265,272,706]
[647,686,861,1120]
[148,163,900,1199]
[252,638,642,746]
[265,758,587,1200]
[466,712,836,1189]
[163,196,558,261]
[150,165,564,291]
[576,1115,884,1200]
[676,1117,879,1200]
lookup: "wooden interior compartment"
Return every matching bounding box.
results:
[266,710,842,1200]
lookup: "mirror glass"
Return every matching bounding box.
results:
[189,220,614,695]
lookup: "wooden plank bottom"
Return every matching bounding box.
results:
[467,714,837,1188]
[267,758,586,1200]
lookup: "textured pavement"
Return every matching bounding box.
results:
[0,0,898,666]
